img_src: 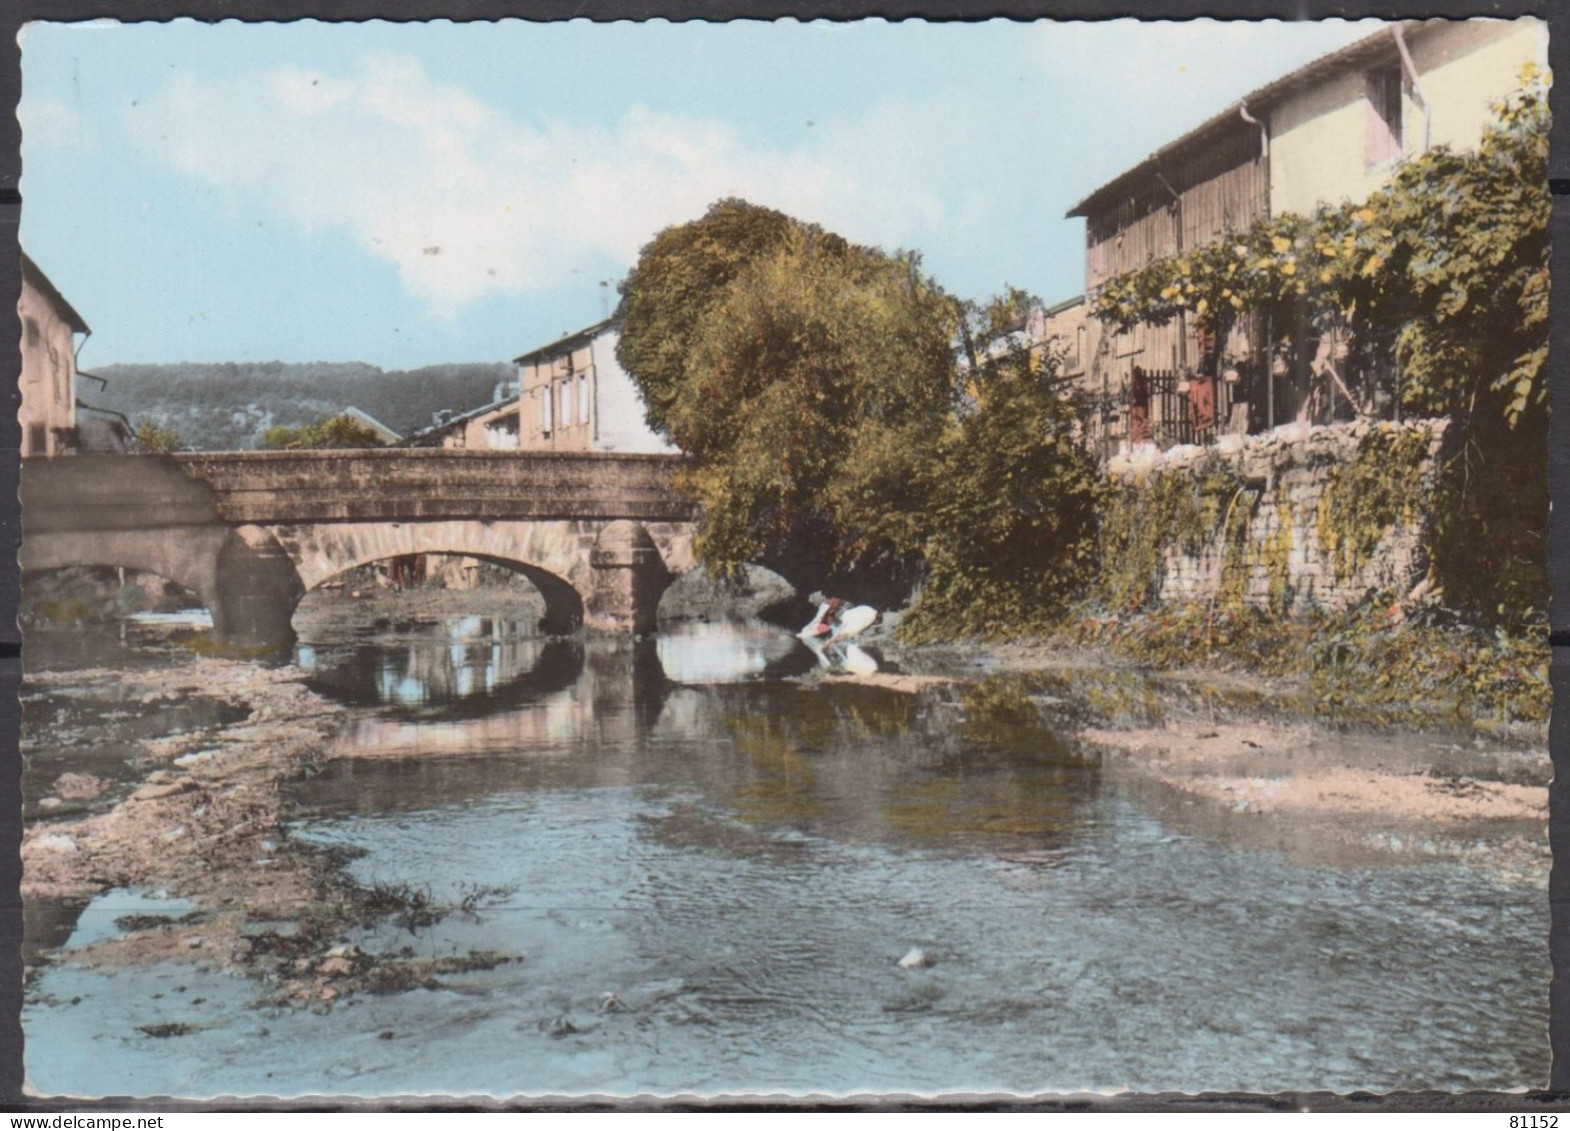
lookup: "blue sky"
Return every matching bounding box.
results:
[19,18,1387,370]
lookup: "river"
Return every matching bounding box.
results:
[20,599,1548,1097]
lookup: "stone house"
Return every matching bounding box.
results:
[1040,294,1089,386]
[1059,18,1546,457]
[19,252,89,457]
[513,320,675,455]
[402,377,521,451]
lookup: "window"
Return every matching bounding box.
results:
[578,374,590,425]
[540,384,553,435]
[27,423,47,456]
[562,379,574,429]
[1366,66,1403,167]
[22,317,39,348]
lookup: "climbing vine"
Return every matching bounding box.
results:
[1090,75,1548,625]
[1264,500,1295,615]
[1093,456,1244,611]
[1091,72,1548,432]
[1316,425,1435,584]
[1212,483,1261,612]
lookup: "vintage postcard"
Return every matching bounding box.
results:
[15,16,1552,1098]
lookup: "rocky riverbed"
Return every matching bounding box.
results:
[21,597,1550,1004]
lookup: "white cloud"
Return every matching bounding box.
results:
[1042,18,1384,110]
[18,94,97,151]
[123,53,945,317]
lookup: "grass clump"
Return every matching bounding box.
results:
[1058,601,1547,730]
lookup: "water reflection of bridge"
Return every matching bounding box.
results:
[296,629,1100,857]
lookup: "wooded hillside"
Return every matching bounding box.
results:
[86,360,513,450]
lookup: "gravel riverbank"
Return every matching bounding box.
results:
[22,611,1549,994]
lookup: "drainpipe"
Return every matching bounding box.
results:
[70,328,92,441]
[1266,312,1275,431]
[1238,100,1269,212]
[1239,100,1272,429]
[1392,25,1431,153]
[1154,169,1183,250]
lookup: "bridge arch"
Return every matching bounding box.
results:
[270,520,603,595]
[20,526,231,613]
[309,550,586,636]
[22,453,705,647]
[269,518,695,635]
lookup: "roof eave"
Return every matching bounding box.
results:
[511,317,616,366]
[1064,21,1423,220]
[20,251,90,334]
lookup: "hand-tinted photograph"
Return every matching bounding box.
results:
[16,16,1550,1097]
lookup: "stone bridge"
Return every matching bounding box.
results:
[20,451,707,650]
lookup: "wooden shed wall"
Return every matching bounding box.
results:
[1083,123,1266,291]
[1080,120,1269,441]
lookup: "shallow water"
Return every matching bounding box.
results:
[22,613,1549,1096]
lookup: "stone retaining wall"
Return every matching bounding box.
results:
[1104,418,1448,614]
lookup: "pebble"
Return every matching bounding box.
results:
[132,780,194,802]
[897,947,932,969]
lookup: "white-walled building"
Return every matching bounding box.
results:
[514,320,676,454]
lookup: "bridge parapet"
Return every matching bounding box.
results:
[171,450,700,525]
[23,452,707,648]
[23,454,223,534]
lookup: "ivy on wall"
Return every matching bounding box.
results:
[1316,426,1435,583]
[1089,74,1548,624]
[1093,456,1244,611]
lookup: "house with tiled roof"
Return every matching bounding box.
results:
[1059,18,1545,456]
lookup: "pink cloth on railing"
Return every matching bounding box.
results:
[1189,374,1216,433]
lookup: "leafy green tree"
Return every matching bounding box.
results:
[619,201,1111,629]
[1362,77,1548,623]
[132,418,183,454]
[652,222,960,591]
[261,414,384,450]
[901,303,1105,639]
[616,198,800,436]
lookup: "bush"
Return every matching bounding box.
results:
[262,415,384,450]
